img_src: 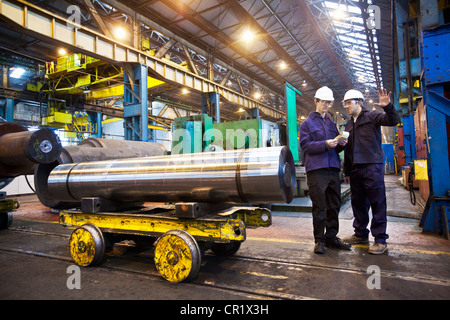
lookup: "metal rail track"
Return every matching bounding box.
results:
[1,227,305,299]
[2,226,450,300]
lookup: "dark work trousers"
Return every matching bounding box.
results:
[349,163,389,244]
[307,168,341,243]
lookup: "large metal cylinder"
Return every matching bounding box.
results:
[47,146,295,205]
[35,138,167,209]
[0,122,62,178]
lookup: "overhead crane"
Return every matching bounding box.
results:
[42,51,171,142]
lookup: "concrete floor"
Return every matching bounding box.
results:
[0,174,449,303]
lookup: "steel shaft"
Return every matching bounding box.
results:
[35,138,167,209]
[47,146,295,204]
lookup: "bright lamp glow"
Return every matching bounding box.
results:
[10,67,26,79]
[241,28,255,42]
[348,48,361,58]
[58,48,67,55]
[114,27,128,39]
[332,8,347,20]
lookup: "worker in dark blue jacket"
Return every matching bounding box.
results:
[300,87,351,254]
[342,89,400,254]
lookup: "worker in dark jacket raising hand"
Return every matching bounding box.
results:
[300,86,351,254]
[342,89,400,255]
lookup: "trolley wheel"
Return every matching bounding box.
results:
[154,229,201,283]
[0,212,13,230]
[211,241,241,256]
[69,223,105,267]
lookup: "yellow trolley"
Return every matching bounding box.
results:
[60,204,271,282]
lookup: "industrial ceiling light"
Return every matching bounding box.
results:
[181,88,189,94]
[358,75,367,83]
[279,61,287,70]
[348,47,361,58]
[254,92,262,99]
[241,28,255,42]
[114,26,128,40]
[302,80,307,87]
[58,48,67,55]
[10,67,25,79]
[332,8,347,21]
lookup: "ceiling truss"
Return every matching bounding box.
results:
[0,0,392,120]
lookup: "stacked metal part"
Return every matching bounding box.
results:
[0,121,62,184]
[34,138,167,209]
[0,121,62,229]
[46,146,295,206]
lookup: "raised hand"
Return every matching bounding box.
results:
[373,88,391,108]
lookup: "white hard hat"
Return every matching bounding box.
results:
[342,89,365,102]
[314,86,334,101]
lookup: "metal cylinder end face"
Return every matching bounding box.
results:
[29,128,62,164]
[283,162,292,187]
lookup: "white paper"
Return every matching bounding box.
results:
[334,131,349,143]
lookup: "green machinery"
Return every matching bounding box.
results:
[171,114,282,154]
[284,82,302,165]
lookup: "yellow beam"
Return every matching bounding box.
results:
[86,76,165,100]
[102,117,168,131]
[60,210,246,242]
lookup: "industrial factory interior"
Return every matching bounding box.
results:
[0,0,449,306]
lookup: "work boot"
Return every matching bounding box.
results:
[325,237,352,250]
[342,234,369,245]
[314,242,325,254]
[368,242,387,255]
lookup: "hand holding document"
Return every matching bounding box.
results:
[334,131,349,144]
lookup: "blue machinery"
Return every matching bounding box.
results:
[419,24,450,239]
[0,98,14,122]
[123,64,149,142]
